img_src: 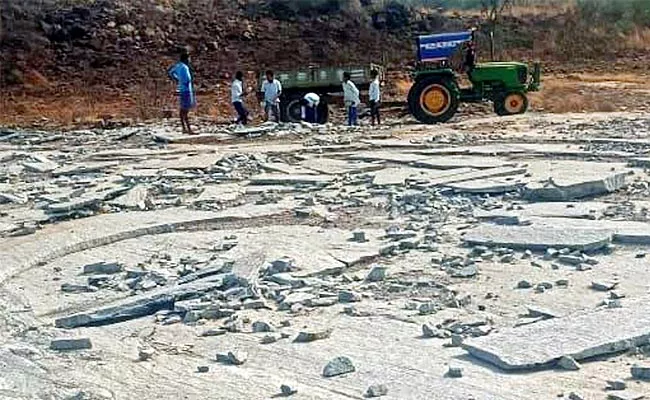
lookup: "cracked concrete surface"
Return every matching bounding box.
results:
[3,113,650,400]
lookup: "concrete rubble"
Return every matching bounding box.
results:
[3,114,650,399]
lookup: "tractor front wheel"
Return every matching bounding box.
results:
[408,78,459,124]
[494,92,529,116]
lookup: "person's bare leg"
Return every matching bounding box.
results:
[180,109,188,133]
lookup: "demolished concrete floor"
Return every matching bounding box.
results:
[3,113,650,399]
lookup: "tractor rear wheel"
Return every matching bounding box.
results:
[408,77,459,124]
[494,92,529,116]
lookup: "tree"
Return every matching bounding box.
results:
[480,0,513,60]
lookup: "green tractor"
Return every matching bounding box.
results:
[408,30,541,123]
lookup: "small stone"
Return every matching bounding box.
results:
[365,383,388,397]
[544,248,558,260]
[500,254,514,263]
[531,261,543,268]
[50,338,92,351]
[217,350,248,365]
[607,299,623,308]
[197,366,209,373]
[535,285,546,293]
[539,282,553,289]
[242,299,268,310]
[252,321,274,333]
[338,290,361,303]
[418,301,437,315]
[610,291,626,300]
[607,379,626,391]
[260,333,282,344]
[522,250,533,259]
[568,393,584,400]
[517,280,533,289]
[323,356,355,377]
[592,281,618,292]
[199,328,227,337]
[635,253,646,259]
[558,255,583,266]
[449,265,478,278]
[138,347,155,361]
[557,355,580,371]
[576,264,593,271]
[280,384,298,396]
[294,328,333,343]
[631,364,650,380]
[446,366,463,378]
[82,262,122,275]
[450,334,463,347]
[365,265,387,282]
[556,279,569,287]
[352,231,368,242]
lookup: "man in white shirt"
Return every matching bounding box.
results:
[368,69,381,125]
[231,71,248,125]
[342,72,360,126]
[262,70,282,122]
[301,92,320,123]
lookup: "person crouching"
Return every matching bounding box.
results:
[301,92,320,124]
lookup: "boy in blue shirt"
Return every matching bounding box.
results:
[167,52,195,134]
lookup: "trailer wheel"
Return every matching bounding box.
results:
[281,94,329,124]
[282,96,303,123]
[408,78,459,124]
[494,92,528,116]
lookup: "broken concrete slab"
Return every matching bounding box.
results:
[193,184,244,204]
[463,296,650,370]
[107,185,150,209]
[55,295,175,329]
[463,224,612,251]
[371,167,473,186]
[52,162,119,176]
[50,338,92,351]
[299,157,382,175]
[249,174,334,186]
[424,166,528,188]
[445,177,527,194]
[474,202,610,220]
[607,392,646,400]
[413,156,515,170]
[524,171,629,201]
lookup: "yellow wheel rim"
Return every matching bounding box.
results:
[504,93,525,114]
[420,84,450,116]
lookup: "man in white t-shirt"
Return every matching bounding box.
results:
[231,71,248,125]
[368,69,381,125]
[342,72,360,126]
[301,92,320,123]
[262,70,282,122]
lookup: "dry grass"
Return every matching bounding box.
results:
[528,73,650,113]
[625,27,650,51]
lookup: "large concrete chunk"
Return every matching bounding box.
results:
[463,297,650,370]
[463,224,612,251]
[524,171,628,201]
[55,295,175,329]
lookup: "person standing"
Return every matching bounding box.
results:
[368,69,381,125]
[342,72,360,126]
[301,92,320,124]
[262,70,282,122]
[231,71,248,125]
[167,52,195,134]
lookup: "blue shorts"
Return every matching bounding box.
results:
[179,92,196,110]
